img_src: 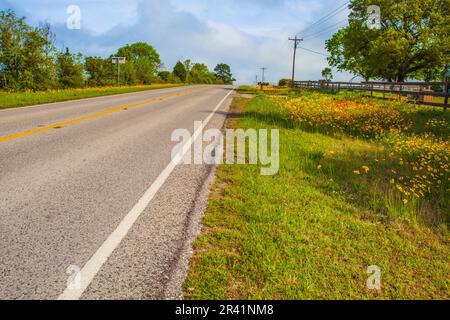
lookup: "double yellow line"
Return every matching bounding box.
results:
[0,87,204,143]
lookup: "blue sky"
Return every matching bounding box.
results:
[0,0,353,84]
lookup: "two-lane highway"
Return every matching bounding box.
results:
[0,85,234,299]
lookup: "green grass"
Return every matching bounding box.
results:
[236,85,262,95]
[236,85,293,96]
[184,96,449,300]
[0,84,184,110]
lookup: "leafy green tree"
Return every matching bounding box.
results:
[183,59,193,83]
[413,66,446,82]
[172,61,219,84]
[0,10,57,90]
[158,71,181,83]
[214,63,235,84]
[191,63,216,84]
[326,26,376,81]
[321,67,333,81]
[118,62,137,85]
[85,56,115,86]
[116,42,162,84]
[278,79,291,86]
[158,71,171,82]
[326,0,450,82]
[173,61,187,82]
[0,10,28,89]
[56,48,84,88]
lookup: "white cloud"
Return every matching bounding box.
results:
[1,0,355,83]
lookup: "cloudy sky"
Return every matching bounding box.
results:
[0,0,354,84]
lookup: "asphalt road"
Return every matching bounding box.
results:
[0,85,234,300]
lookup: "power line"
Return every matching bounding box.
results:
[288,2,348,87]
[302,9,349,38]
[298,46,330,57]
[300,1,349,35]
[299,1,349,36]
[303,19,348,41]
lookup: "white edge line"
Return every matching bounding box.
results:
[57,88,234,300]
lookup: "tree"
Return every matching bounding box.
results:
[214,63,235,84]
[85,56,115,86]
[0,10,27,89]
[413,66,445,82]
[326,26,376,81]
[173,61,187,82]
[56,48,84,88]
[158,71,171,82]
[116,42,162,84]
[278,79,292,87]
[321,67,333,81]
[118,62,137,85]
[191,63,216,84]
[183,59,193,83]
[172,61,218,84]
[0,10,57,90]
[158,70,181,83]
[326,0,450,82]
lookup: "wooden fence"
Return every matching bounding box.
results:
[293,81,449,110]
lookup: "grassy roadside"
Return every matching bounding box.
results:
[0,84,184,110]
[184,95,449,300]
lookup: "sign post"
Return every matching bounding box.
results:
[444,76,449,112]
[112,57,126,86]
[442,66,449,112]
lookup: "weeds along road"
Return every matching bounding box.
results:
[0,85,234,299]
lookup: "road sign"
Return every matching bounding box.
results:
[112,57,126,86]
[112,57,126,64]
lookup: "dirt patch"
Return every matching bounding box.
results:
[226,97,250,129]
[238,93,255,99]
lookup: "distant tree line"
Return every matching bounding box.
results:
[0,10,235,91]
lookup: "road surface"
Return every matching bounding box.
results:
[0,85,234,299]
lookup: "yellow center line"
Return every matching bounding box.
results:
[0,87,205,143]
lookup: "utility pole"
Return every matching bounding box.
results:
[444,64,449,112]
[260,67,267,91]
[289,35,303,88]
[117,61,120,86]
[445,74,449,112]
[255,75,258,86]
